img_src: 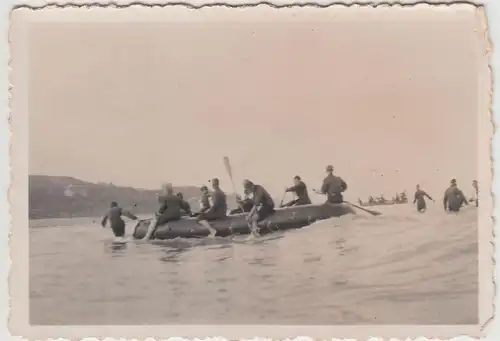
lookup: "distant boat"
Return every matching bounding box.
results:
[360,199,408,207]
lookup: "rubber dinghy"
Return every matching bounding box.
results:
[132,203,355,240]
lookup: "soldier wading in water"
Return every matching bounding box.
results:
[413,184,434,213]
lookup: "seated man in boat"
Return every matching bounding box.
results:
[368,196,375,205]
[320,165,348,204]
[143,183,184,240]
[191,185,212,217]
[230,189,254,214]
[281,175,312,207]
[176,192,193,217]
[101,201,138,238]
[443,179,468,212]
[244,179,275,236]
[196,178,227,236]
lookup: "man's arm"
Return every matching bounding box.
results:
[158,201,168,215]
[340,179,348,192]
[320,179,329,194]
[253,187,263,206]
[424,192,433,201]
[443,190,448,210]
[101,213,108,227]
[459,190,469,205]
[181,201,192,214]
[413,192,417,204]
[122,210,138,220]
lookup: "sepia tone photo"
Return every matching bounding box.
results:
[9,3,493,340]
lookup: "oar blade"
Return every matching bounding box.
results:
[223,156,233,179]
[344,201,382,216]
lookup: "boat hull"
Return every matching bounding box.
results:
[132,203,355,240]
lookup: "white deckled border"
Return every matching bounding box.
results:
[4,1,496,340]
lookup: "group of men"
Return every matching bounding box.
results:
[100,166,479,239]
[102,165,349,238]
[413,179,479,213]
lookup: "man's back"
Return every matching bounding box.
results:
[444,186,466,209]
[158,194,182,216]
[322,174,347,194]
[211,188,227,216]
[253,184,275,208]
[106,206,123,224]
[287,181,311,204]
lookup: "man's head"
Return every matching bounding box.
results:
[472,180,478,189]
[450,178,457,187]
[176,192,184,199]
[211,178,220,189]
[243,179,254,191]
[162,182,174,194]
[293,175,301,186]
[416,184,420,190]
[200,185,208,194]
[110,201,118,208]
[325,165,334,174]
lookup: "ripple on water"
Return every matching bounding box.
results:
[29,207,479,325]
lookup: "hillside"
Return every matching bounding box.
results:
[29,175,237,219]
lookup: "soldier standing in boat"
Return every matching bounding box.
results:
[320,165,348,204]
[101,201,138,238]
[244,180,275,237]
[281,175,312,207]
[413,184,434,212]
[196,178,227,237]
[443,179,468,213]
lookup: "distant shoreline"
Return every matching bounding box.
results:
[28,174,237,220]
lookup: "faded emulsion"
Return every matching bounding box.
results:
[11,3,491,337]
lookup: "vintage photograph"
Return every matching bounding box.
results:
[8,2,492,337]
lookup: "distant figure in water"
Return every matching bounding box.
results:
[320,165,348,204]
[413,184,433,212]
[282,175,312,207]
[443,179,468,213]
[400,191,407,202]
[101,201,138,238]
[472,180,479,207]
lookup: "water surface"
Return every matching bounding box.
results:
[29,204,478,325]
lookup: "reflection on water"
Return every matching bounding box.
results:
[29,204,478,325]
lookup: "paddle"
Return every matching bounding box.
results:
[279,191,287,207]
[223,156,246,214]
[312,189,382,216]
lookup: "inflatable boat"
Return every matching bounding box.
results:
[132,203,356,240]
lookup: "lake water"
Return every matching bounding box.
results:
[29,204,478,325]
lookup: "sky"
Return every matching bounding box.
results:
[27,6,485,201]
